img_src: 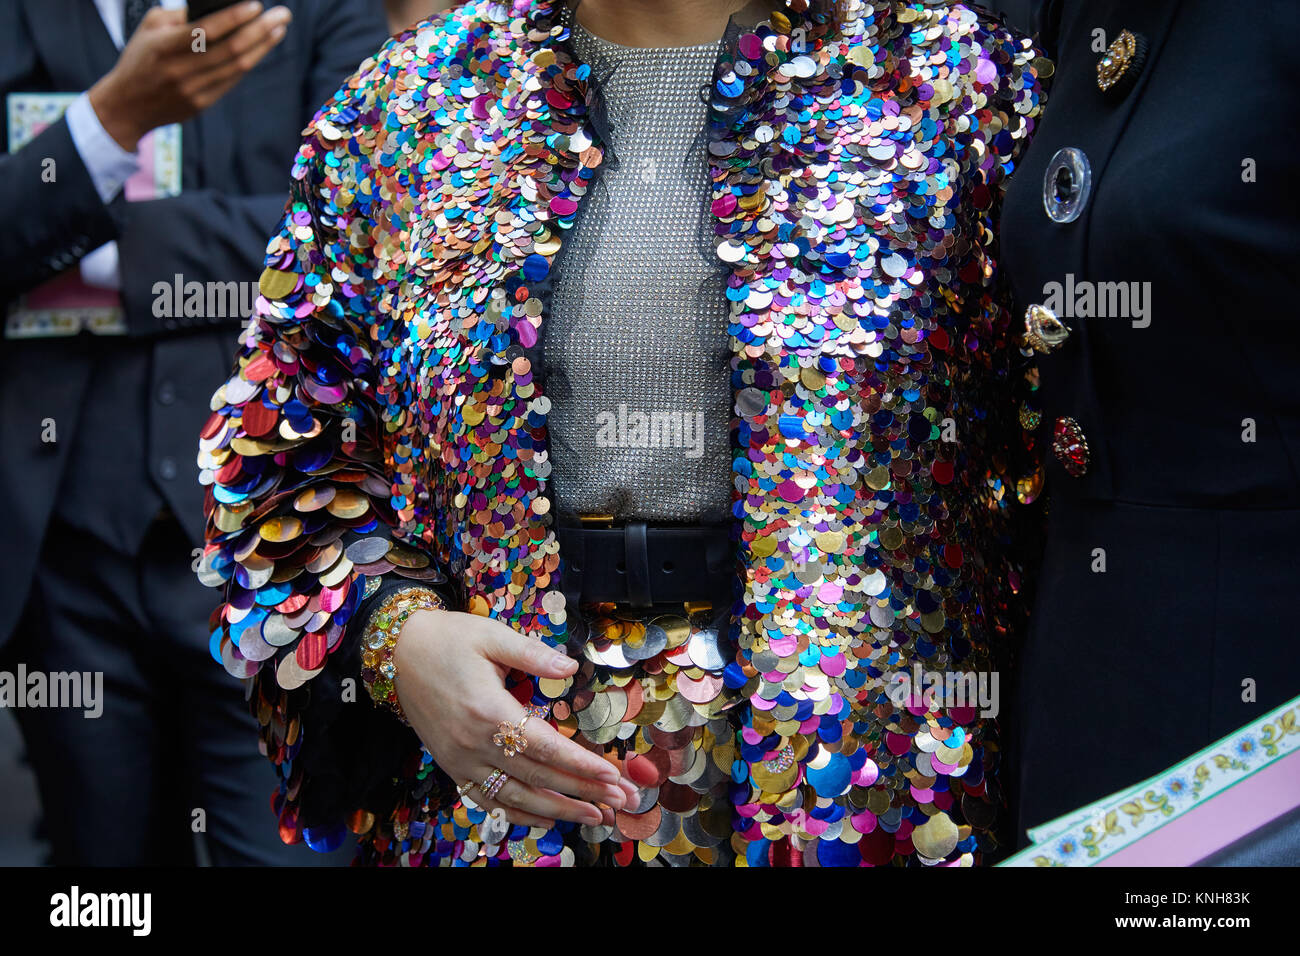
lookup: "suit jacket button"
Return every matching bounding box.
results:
[1043,147,1092,223]
[1052,416,1091,477]
[1024,303,1071,353]
[1097,29,1148,99]
[158,457,178,481]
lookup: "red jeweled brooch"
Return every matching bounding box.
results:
[1052,416,1091,477]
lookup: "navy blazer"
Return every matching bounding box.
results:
[0,0,390,645]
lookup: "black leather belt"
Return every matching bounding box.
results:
[557,521,734,608]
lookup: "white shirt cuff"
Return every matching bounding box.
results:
[79,242,122,291]
[65,92,140,204]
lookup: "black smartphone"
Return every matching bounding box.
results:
[188,0,243,20]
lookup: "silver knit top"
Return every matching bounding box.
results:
[543,9,734,523]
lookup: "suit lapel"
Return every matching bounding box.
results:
[68,0,123,83]
[19,0,121,90]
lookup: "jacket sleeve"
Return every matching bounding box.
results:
[954,10,1052,512]
[196,42,460,862]
[978,11,1053,563]
[0,1,118,303]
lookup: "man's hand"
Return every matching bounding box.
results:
[88,2,293,152]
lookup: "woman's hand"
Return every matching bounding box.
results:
[393,608,638,829]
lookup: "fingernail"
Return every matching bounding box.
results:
[597,765,620,784]
[605,787,626,808]
[552,653,576,670]
[584,810,603,826]
[618,778,638,800]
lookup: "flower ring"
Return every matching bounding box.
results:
[491,703,552,758]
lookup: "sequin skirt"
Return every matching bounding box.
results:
[427,599,740,867]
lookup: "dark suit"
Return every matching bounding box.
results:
[991,0,1300,847]
[0,0,388,864]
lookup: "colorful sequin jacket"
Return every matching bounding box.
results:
[198,0,1047,864]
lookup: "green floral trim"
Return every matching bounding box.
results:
[1000,695,1300,867]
